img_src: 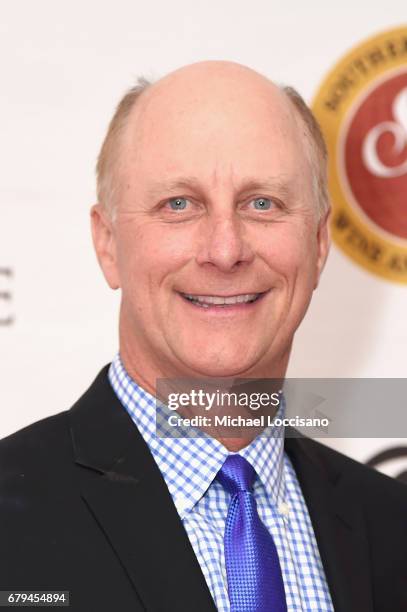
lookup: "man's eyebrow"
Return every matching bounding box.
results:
[146,177,202,197]
[146,175,294,198]
[236,176,294,198]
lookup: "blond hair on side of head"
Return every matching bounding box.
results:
[282,86,330,218]
[96,77,152,220]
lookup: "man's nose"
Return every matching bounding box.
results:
[195,214,255,272]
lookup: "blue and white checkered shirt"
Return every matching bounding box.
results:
[109,354,334,611]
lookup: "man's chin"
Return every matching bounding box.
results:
[176,354,260,378]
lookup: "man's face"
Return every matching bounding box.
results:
[92,63,329,380]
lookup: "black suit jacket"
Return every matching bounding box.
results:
[1,366,406,611]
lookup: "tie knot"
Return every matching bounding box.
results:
[216,455,257,494]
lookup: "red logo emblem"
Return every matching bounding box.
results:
[343,71,407,240]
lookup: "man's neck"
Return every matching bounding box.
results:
[118,340,289,452]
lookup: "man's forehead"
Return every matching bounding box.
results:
[115,61,312,199]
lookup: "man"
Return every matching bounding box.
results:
[0,61,406,611]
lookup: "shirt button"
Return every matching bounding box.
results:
[176,498,190,515]
[278,502,290,517]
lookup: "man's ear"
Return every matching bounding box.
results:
[314,206,331,289]
[90,204,120,290]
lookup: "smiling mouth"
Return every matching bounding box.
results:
[179,291,269,308]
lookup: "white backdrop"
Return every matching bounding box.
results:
[1,1,406,475]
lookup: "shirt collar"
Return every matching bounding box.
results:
[108,353,286,516]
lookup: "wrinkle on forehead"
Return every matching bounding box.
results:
[144,173,295,200]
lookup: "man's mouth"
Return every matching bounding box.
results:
[179,291,268,308]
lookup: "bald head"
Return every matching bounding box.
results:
[96,61,328,220]
[138,60,286,111]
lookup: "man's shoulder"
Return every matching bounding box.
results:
[0,410,71,483]
[0,365,112,478]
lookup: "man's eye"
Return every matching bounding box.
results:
[251,197,274,210]
[167,197,189,211]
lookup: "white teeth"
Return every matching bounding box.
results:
[183,293,260,305]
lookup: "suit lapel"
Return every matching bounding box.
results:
[285,436,374,612]
[69,367,217,612]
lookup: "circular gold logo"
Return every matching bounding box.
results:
[313,26,407,283]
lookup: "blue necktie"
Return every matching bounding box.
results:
[217,455,287,612]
